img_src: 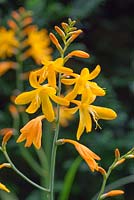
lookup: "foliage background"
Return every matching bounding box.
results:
[0,0,133,199]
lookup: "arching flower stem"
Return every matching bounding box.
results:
[0,146,50,193]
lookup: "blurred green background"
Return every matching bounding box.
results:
[0,0,133,199]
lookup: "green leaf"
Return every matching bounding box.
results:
[58,156,82,200]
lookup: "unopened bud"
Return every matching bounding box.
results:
[55,26,65,38]
[67,50,90,58]
[11,11,20,20]
[18,7,25,14]
[61,22,68,31]
[0,128,14,146]
[114,158,125,167]
[115,148,120,159]
[0,163,11,169]
[23,17,33,26]
[101,190,124,199]
[67,30,83,44]
[69,29,83,36]
[98,167,106,176]
[9,104,19,118]
[49,33,62,51]
[7,20,17,29]
[126,154,134,159]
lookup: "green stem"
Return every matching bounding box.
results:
[2,146,50,193]
[49,73,61,200]
[97,162,116,200]
[49,42,66,199]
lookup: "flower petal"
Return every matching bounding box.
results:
[54,57,64,66]
[29,70,43,88]
[90,105,117,120]
[61,78,76,85]
[76,109,86,140]
[56,66,73,74]
[50,95,69,106]
[26,96,41,113]
[82,108,92,133]
[47,69,57,87]
[63,107,78,115]
[0,182,10,193]
[41,95,55,122]
[89,81,105,96]
[88,65,101,80]
[15,90,37,104]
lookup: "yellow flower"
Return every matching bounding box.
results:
[17,115,45,149]
[62,65,105,101]
[61,139,100,172]
[29,58,73,88]
[0,61,17,76]
[0,182,10,193]
[64,89,117,140]
[15,84,69,122]
[23,26,52,64]
[0,27,19,58]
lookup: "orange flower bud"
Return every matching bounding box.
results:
[101,190,124,199]
[126,154,134,159]
[67,30,83,44]
[0,128,14,146]
[49,33,62,51]
[0,163,11,169]
[69,29,83,35]
[67,50,90,58]
[54,26,65,37]
[18,7,25,14]
[61,22,68,31]
[23,17,33,26]
[9,104,19,118]
[11,11,20,20]
[49,33,60,46]
[98,166,106,176]
[7,20,17,29]
[114,158,125,167]
[115,148,120,159]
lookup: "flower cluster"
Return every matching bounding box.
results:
[15,19,117,173]
[0,7,52,76]
[15,19,117,140]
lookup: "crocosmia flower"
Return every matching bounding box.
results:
[64,89,117,140]
[62,65,105,101]
[15,84,69,122]
[23,26,52,64]
[0,27,19,58]
[17,115,45,149]
[62,139,100,172]
[29,58,73,88]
